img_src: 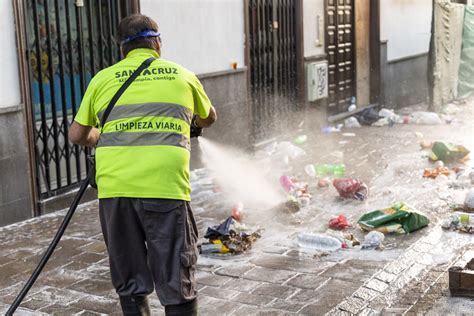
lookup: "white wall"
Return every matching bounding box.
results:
[141,0,245,75]
[303,0,325,58]
[0,1,21,108]
[381,0,432,61]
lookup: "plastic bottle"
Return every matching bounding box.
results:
[296,233,342,251]
[315,164,346,177]
[348,96,357,112]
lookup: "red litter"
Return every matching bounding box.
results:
[333,178,369,201]
[329,215,350,230]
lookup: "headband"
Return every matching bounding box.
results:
[121,30,160,45]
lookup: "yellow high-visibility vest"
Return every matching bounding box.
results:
[74,48,212,200]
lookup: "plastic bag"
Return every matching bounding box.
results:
[358,203,430,234]
[333,178,369,201]
[356,108,382,125]
[430,142,470,163]
[344,117,361,129]
[410,112,443,125]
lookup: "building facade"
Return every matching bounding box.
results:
[0,0,437,226]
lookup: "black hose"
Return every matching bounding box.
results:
[6,172,92,315]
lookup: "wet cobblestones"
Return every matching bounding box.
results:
[1,101,474,314]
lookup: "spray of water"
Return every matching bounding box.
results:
[197,137,285,211]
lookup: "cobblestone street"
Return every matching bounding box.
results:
[1,101,474,315]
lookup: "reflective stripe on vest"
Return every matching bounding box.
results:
[98,102,193,125]
[98,132,191,150]
[97,102,192,150]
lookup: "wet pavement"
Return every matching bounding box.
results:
[1,100,474,315]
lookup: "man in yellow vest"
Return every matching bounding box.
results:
[69,14,216,316]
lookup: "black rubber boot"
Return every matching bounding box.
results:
[165,299,198,316]
[119,295,151,316]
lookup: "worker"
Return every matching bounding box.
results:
[69,14,216,316]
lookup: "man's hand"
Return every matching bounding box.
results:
[69,121,100,146]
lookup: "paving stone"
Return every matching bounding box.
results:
[196,295,243,315]
[243,267,297,284]
[286,273,330,290]
[214,264,255,278]
[78,240,107,254]
[365,279,389,293]
[199,286,239,300]
[38,303,95,315]
[222,278,262,292]
[232,304,261,315]
[262,246,288,255]
[71,252,107,265]
[67,279,116,298]
[195,271,233,287]
[320,260,379,282]
[352,287,379,302]
[70,295,122,314]
[285,288,319,304]
[252,283,298,299]
[358,307,379,316]
[375,271,397,283]
[251,254,330,274]
[231,292,275,306]
[337,296,367,314]
[266,299,305,313]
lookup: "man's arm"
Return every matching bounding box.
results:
[69,121,100,146]
[195,105,217,127]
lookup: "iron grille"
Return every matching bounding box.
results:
[248,0,299,141]
[23,0,136,199]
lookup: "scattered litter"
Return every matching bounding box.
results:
[442,212,474,234]
[333,178,369,201]
[279,175,311,206]
[329,215,350,230]
[410,111,443,125]
[321,125,343,134]
[372,117,394,127]
[342,133,356,137]
[420,141,434,149]
[297,232,342,252]
[356,107,381,125]
[318,178,331,188]
[429,142,470,163]
[231,202,244,222]
[273,198,301,214]
[423,167,450,179]
[294,134,307,145]
[378,108,403,123]
[348,96,357,112]
[202,217,261,255]
[316,164,346,177]
[344,116,361,129]
[343,233,360,247]
[465,189,474,212]
[358,202,430,234]
[361,231,385,250]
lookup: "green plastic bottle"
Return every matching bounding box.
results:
[315,164,345,177]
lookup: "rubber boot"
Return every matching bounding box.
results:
[119,295,151,316]
[165,299,198,316]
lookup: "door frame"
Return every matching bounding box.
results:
[369,0,381,105]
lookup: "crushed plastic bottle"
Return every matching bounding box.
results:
[296,233,342,252]
[279,175,295,192]
[361,231,385,250]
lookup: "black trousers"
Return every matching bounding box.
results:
[99,198,198,306]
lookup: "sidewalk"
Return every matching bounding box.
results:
[1,101,473,315]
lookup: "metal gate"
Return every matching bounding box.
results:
[247,0,301,140]
[325,0,355,113]
[20,0,137,201]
